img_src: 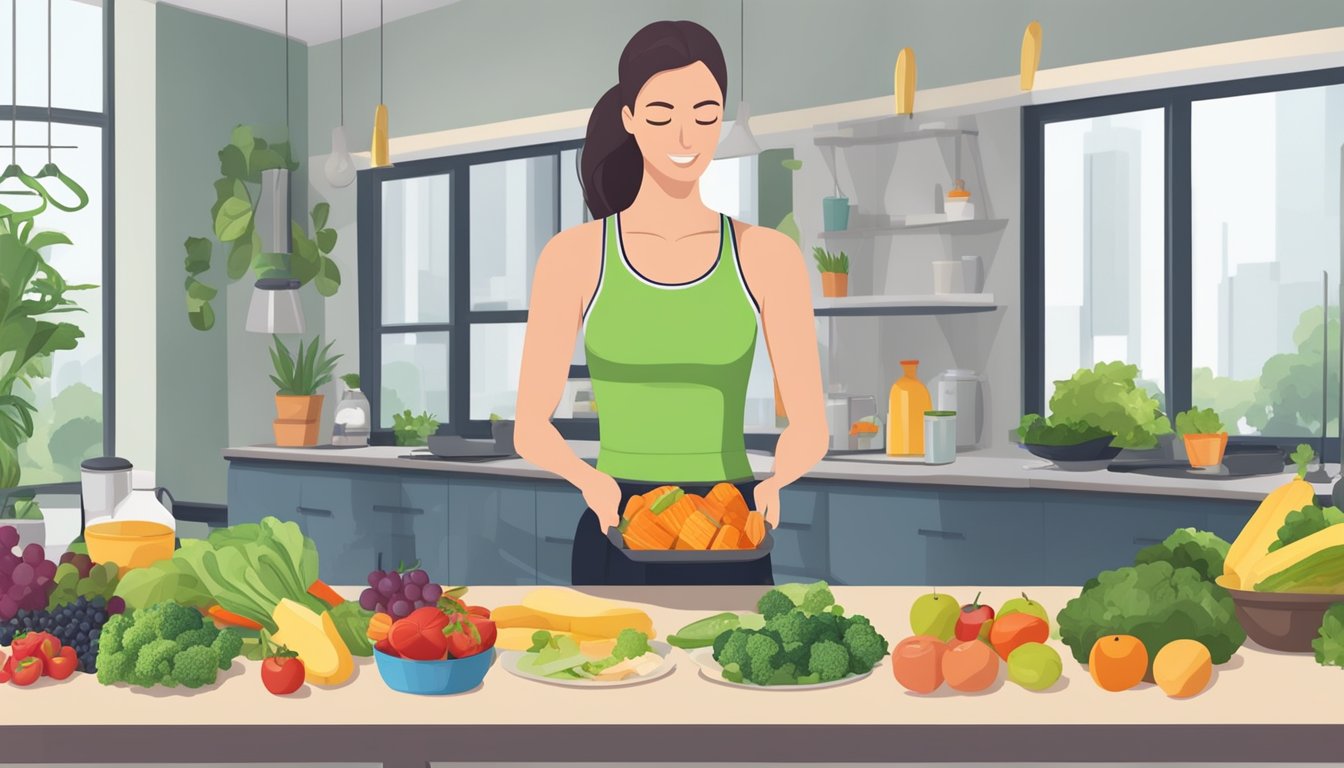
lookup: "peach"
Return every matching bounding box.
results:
[942,639,1000,692]
[892,636,948,694]
[1152,639,1213,698]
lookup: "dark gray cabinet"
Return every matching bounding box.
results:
[447,478,537,585]
[535,484,585,585]
[772,484,829,583]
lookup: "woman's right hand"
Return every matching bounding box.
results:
[582,472,623,532]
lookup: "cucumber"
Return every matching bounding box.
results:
[667,611,745,649]
[1255,545,1344,593]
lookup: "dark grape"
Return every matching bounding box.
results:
[367,570,383,589]
[401,582,420,601]
[421,583,443,603]
[406,569,429,586]
[377,575,401,598]
[105,596,125,615]
[358,588,379,611]
[0,525,17,550]
[59,551,74,565]
[34,560,56,581]
[22,543,43,565]
[389,599,411,618]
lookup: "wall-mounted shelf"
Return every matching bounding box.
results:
[814,127,979,148]
[814,293,998,317]
[819,218,1008,240]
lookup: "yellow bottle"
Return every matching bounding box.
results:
[888,359,932,456]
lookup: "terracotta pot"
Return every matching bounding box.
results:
[275,394,324,422]
[274,419,321,447]
[1183,432,1228,468]
[821,272,848,298]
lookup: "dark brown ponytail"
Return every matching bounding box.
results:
[580,20,728,219]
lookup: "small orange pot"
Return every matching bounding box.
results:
[1183,432,1228,468]
[274,419,321,447]
[821,272,848,298]
[275,394,324,422]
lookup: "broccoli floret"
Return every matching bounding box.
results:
[153,602,203,641]
[809,640,850,682]
[172,645,223,689]
[612,628,652,660]
[711,629,734,659]
[174,627,218,651]
[810,612,844,644]
[796,672,821,685]
[133,638,180,687]
[211,628,243,670]
[715,630,751,668]
[800,582,835,616]
[843,622,888,673]
[756,589,796,621]
[721,662,744,683]
[763,609,811,646]
[95,647,133,686]
[120,621,157,655]
[98,613,130,655]
[766,662,798,685]
[781,641,811,675]
[744,632,783,686]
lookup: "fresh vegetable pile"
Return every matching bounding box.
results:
[1017,361,1171,449]
[1,596,125,673]
[517,628,661,682]
[367,591,496,662]
[95,601,242,689]
[673,581,888,686]
[0,630,81,686]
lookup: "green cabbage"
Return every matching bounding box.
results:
[1133,527,1230,583]
[1021,361,1171,449]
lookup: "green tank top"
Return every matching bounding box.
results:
[583,212,759,483]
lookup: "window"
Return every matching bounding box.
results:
[0,1,111,486]
[1025,67,1344,455]
[360,143,777,440]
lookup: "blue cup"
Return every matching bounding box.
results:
[822,196,850,231]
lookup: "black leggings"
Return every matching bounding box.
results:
[570,479,775,586]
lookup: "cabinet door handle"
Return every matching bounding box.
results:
[372,504,424,516]
[543,535,574,545]
[296,506,333,517]
[917,528,965,540]
[1133,536,1163,545]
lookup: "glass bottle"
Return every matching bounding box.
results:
[332,387,372,447]
[888,359,933,456]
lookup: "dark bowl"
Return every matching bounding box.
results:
[1216,576,1344,652]
[1022,435,1122,463]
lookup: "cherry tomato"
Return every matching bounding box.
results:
[0,654,12,684]
[11,657,42,686]
[46,647,77,681]
[466,605,491,619]
[374,636,398,658]
[261,656,305,695]
[407,605,449,632]
[389,617,449,661]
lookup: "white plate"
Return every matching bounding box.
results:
[690,649,872,690]
[499,640,677,689]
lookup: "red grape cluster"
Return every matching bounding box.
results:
[0,525,57,621]
[359,568,443,619]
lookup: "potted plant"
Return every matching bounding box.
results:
[812,247,850,298]
[489,412,515,455]
[1176,407,1228,468]
[392,411,440,447]
[268,336,342,447]
[1016,361,1172,463]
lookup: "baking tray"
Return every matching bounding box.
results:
[606,527,774,563]
[425,435,514,460]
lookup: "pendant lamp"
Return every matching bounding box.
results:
[894,47,916,117]
[369,0,392,168]
[324,0,356,187]
[247,0,305,334]
[1020,21,1043,91]
[715,0,760,160]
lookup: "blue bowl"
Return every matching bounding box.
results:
[373,647,495,695]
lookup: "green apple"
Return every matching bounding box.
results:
[909,591,960,642]
[999,592,1050,629]
[1007,642,1062,691]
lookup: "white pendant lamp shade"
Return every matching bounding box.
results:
[716,101,761,160]
[246,278,305,334]
[325,125,356,187]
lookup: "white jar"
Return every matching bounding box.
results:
[930,369,986,449]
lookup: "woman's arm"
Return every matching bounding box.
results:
[515,223,622,528]
[738,224,829,527]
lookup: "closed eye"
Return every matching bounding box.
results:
[646,118,672,126]
[695,117,719,126]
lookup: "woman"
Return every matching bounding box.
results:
[515,20,827,585]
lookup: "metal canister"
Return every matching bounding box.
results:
[923,410,957,465]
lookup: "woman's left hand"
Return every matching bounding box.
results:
[753,478,782,530]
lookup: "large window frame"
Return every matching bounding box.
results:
[1023,66,1344,459]
[358,139,588,442]
[0,1,115,495]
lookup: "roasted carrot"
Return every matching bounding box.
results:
[307,579,345,607]
[208,605,264,631]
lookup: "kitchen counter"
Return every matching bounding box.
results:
[223,442,1337,503]
[4,586,1342,765]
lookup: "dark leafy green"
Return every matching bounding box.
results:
[1019,361,1171,449]
[1270,505,1344,553]
[329,600,375,657]
[1313,603,1344,669]
[1134,527,1230,583]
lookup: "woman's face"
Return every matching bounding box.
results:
[621,61,724,183]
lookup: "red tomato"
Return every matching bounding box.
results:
[46,647,77,681]
[9,632,42,661]
[407,605,450,632]
[466,605,491,619]
[374,637,399,658]
[389,617,449,661]
[444,627,477,659]
[11,657,42,686]
[0,654,12,684]
[33,633,62,667]
[261,656,305,695]
[471,618,497,652]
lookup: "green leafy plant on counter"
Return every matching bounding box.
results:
[392,410,440,446]
[1018,361,1172,449]
[95,601,242,689]
[269,335,342,396]
[182,125,341,331]
[811,247,849,275]
[1269,505,1344,553]
[1175,407,1225,436]
[1314,603,1344,669]
[340,373,360,390]
[7,498,42,520]
[1132,527,1230,584]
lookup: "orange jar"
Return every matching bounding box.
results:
[888,360,933,456]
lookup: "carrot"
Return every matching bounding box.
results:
[208,605,264,631]
[366,612,393,642]
[307,579,345,607]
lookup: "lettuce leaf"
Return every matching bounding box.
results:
[1270,505,1344,553]
[1023,362,1171,449]
[1313,603,1344,669]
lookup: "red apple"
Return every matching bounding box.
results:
[892,635,948,694]
[954,592,995,642]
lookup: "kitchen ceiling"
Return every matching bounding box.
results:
[157,0,461,45]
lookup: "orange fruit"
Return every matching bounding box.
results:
[941,639,999,692]
[892,636,948,694]
[1088,635,1148,692]
[1152,640,1212,698]
[988,613,1049,660]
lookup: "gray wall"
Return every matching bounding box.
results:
[156,4,311,503]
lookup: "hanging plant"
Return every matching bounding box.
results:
[182,125,341,331]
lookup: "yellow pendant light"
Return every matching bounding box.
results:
[369,0,392,168]
[894,47,916,117]
[1020,21,1043,91]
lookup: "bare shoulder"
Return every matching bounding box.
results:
[732,220,805,282]
[535,219,605,295]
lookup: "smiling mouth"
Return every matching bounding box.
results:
[668,153,699,166]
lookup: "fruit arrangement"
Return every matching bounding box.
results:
[0,595,126,673]
[491,587,655,650]
[0,630,80,686]
[895,589,1061,695]
[0,526,58,620]
[617,483,767,551]
[358,565,447,619]
[47,552,121,611]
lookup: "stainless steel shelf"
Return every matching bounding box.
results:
[814,294,998,317]
[818,218,1009,240]
[814,127,979,148]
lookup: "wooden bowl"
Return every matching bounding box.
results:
[1216,575,1344,652]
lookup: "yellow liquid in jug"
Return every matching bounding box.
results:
[888,360,933,456]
